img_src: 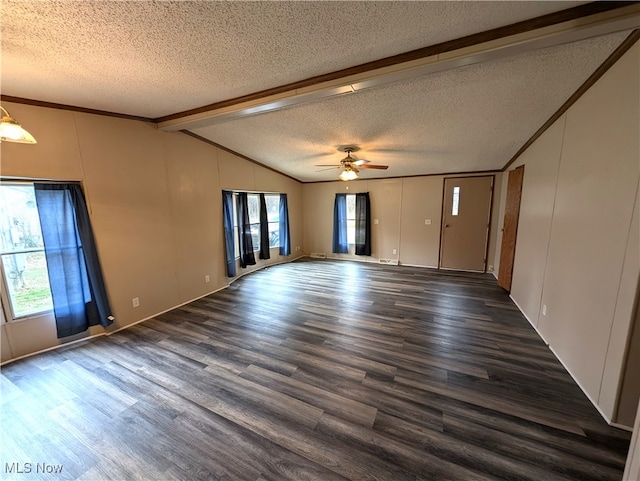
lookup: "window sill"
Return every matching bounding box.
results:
[7,309,54,323]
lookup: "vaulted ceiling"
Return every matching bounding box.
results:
[2,1,638,182]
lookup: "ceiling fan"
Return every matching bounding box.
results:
[316,147,388,181]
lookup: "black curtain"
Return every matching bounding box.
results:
[258,193,270,260]
[279,194,291,256]
[222,190,237,277]
[236,192,256,268]
[34,183,114,338]
[332,193,348,254]
[355,192,371,256]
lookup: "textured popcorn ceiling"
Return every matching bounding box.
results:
[1,1,632,181]
[192,32,630,181]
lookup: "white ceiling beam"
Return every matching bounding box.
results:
[158,4,640,132]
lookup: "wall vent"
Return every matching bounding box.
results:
[379,258,399,265]
[310,253,327,259]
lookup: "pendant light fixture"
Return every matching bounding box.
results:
[0,106,37,144]
[339,164,359,181]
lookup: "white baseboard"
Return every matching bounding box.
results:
[548,345,613,425]
[228,255,303,285]
[325,255,374,264]
[509,295,549,345]
[508,294,629,428]
[611,422,634,432]
[1,331,106,366]
[107,284,230,336]
[1,255,306,365]
[400,262,439,269]
[378,258,399,265]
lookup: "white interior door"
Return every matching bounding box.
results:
[440,176,493,272]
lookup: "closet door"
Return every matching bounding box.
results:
[498,166,525,292]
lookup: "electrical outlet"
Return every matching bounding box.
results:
[425,219,432,225]
[297,246,300,251]
[205,275,210,283]
[392,249,397,255]
[132,297,140,308]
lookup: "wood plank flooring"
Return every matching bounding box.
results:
[0,259,632,481]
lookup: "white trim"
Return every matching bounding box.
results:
[0,281,230,364]
[4,255,632,431]
[399,262,439,269]
[548,345,613,425]
[110,255,304,332]
[510,294,549,345]
[158,5,640,131]
[508,293,633,428]
[623,401,640,480]
[227,254,304,285]
[378,258,399,265]
[611,422,634,433]
[0,331,106,366]
[0,255,304,365]
[439,266,486,274]
[325,255,373,264]
[106,284,230,336]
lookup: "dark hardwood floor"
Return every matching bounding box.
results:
[0,259,631,480]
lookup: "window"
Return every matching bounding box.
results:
[232,196,240,258]
[232,193,260,256]
[332,192,371,256]
[1,182,114,335]
[265,194,280,248]
[247,194,260,250]
[0,183,53,319]
[222,190,291,278]
[346,194,356,244]
[452,186,460,216]
[232,192,281,257]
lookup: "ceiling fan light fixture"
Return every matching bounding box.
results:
[0,107,37,144]
[339,166,359,181]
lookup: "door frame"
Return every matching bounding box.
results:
[497,165,525,291]
[438,175,495,273]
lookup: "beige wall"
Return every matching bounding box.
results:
[303,180,373,259]
[5,45,637,435]
[0,309,10,363]
[618,298,640,428]
[624,399,640,481]
[486,172,503,274]
[0,102,303,362]
[302,173,500,269]
[399,177,443,267]
[494,43,640,426]
[496,118,565,326]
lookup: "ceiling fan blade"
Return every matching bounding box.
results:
[359,164,388,170]
[353,159,370,166]
[300,152,335,160]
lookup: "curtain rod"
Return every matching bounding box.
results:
[0,177,82,184]
[223,189,283,195]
